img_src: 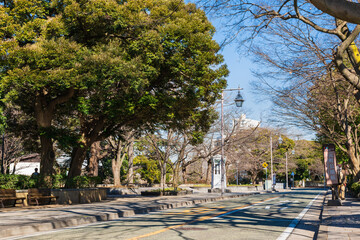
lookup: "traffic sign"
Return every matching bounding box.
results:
[262,162,268,168]
[291,171,295,176]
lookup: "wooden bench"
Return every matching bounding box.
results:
[27,188,58,206]
[0,189,25,208]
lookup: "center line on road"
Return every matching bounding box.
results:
[127,196,280,240]
[212,196,279,219]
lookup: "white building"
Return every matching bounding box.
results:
[235,114,260,129]
[9,153,40,176]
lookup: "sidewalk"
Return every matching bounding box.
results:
[317,191,360,240]
[0,192,258,239]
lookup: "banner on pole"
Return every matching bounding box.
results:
[323,144,338,186]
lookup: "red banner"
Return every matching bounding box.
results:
[323,144,338,186]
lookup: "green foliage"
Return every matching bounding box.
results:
[277,137,295,155]
[99,157,113,182]
[0,174,101,189]
[0,174,69,189]
[295,159,311,180]
[134,155,160,184]
[350,182,360,196]
[66,176,101,189]
[0,174,36,189]
[51,174,66,189]
[1,0,228,179]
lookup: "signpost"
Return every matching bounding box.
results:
[323,144,341,204]
[262,162,268,180]
[323,144,338,186]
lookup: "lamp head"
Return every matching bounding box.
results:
[234,91,244,107]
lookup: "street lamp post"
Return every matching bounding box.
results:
[270,134,273,190]
[221,88,244,195]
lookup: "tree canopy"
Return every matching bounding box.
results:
[0,0,228,182]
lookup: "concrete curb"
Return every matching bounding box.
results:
[316,190,331,240]
[1,192,259,239]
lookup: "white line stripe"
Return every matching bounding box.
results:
[276,193,321,240]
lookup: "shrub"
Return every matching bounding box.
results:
[350,181,360,197]
[0,174,38,189]
[66,176,101,188]
[51,174,66,188]
[0,174,101,189]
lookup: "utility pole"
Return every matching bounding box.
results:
[285,151,288,189]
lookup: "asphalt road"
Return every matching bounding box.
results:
[15,189,324,240]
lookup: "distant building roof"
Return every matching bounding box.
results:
[18,153,41,163]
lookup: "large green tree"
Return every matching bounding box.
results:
[0,0,227,183]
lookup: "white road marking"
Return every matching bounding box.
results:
[276,193,321,240]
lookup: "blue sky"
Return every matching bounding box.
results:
[210,20,315,140]
[215,41,269,123]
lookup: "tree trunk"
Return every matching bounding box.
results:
[172,163,181,190]
[67,146,88,180]
[112,159,122,186]
[182,166,187,184]
[126,139,134,185]
[112,138,126,187]
[347,143,360,181]
[39,135,56,176]
[67,117,104,184]
[160,161,166,189]
[205,159,212,184]
[34,89,74,183]
[35,108,56,182]
[88,141,100,176]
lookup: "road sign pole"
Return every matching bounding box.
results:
[265,168,267,180]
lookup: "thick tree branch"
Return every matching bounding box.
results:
[309,0,360,24]
[335,25,360,93]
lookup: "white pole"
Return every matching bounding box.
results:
[286,151,288,189]
[221,90,225,196]
[270,134,273,190]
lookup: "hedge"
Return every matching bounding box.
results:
[0,174,101,189]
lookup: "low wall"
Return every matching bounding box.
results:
[228,186,262,192]
[15,188,107,205]
[305,181,325,187]
[52,188,107,204]
[192,185,262,193]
